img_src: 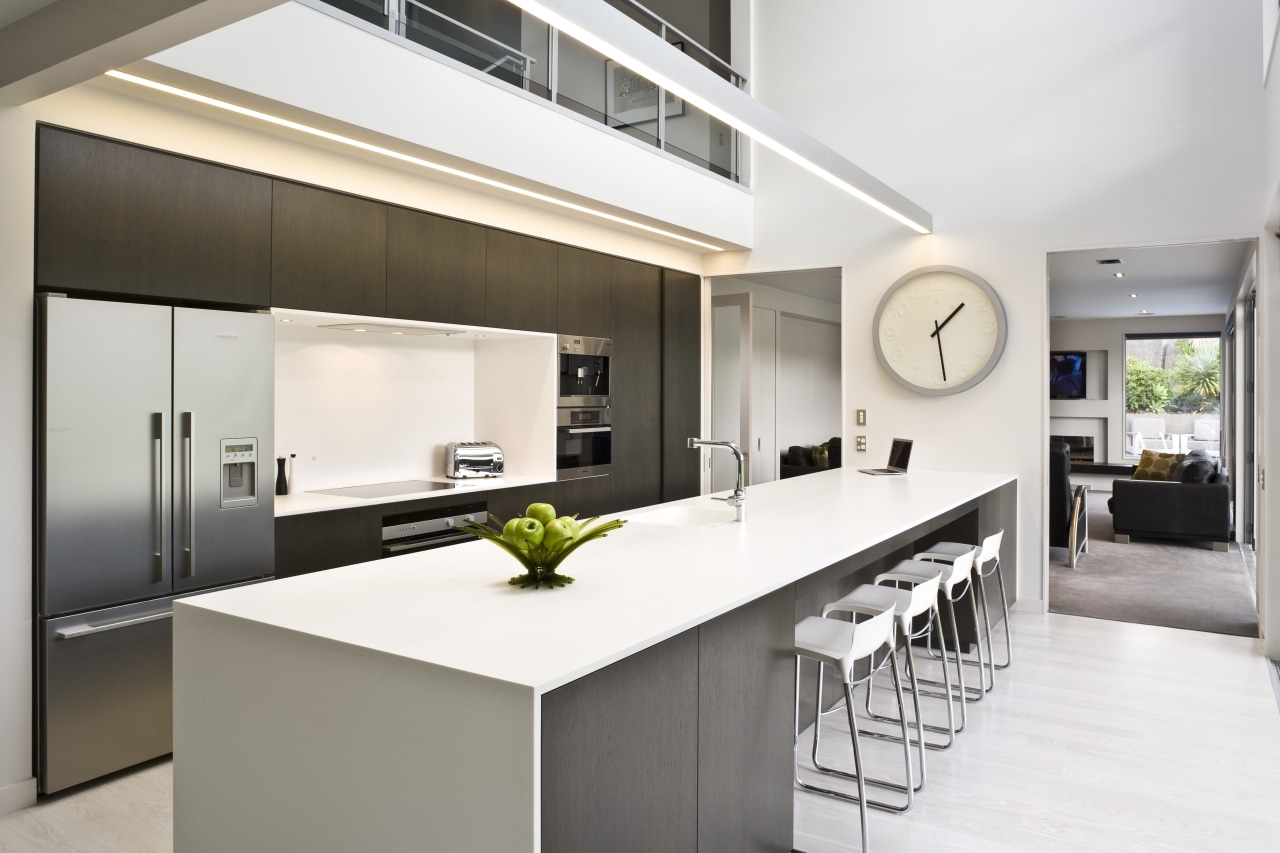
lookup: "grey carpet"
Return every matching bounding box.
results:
[1049,490,1259,637]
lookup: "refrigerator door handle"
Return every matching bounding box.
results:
[153,412,165,582]
[55,610,173,640]
[184,412,195,577]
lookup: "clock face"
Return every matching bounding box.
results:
[873,266,1007,395]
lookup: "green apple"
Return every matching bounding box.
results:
[525,503,557,526]
[502,517,524,546]
[507,517,545,550]
[542,518,576,551]
[555,516,581,539]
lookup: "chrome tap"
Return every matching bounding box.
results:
[687,438,746,522]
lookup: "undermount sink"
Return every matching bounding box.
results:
[630,505,738,527]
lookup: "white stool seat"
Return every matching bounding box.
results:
[796,607,894,677]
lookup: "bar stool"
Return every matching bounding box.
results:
[916,529,1010,679]
[793,597,898,851]
[854,561,958,752]
[815,585,919,813]
[881,548,984,732]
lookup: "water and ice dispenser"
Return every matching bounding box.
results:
[219,438,259,509]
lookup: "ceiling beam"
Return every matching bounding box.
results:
[0,0,285,104]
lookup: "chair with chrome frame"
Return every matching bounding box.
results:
[1049,441,1088,568]
[793,593,902,851]
[877,548,986,734]
[914,529,1011,677]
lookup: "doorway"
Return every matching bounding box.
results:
[1045,239,1258,636]
[707,268,841,491]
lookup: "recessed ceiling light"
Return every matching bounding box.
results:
[103,70,726,252]
[279,318,293,323]
[353,328,367,332]
[1113,272,1125,278]
[1130,293,1137,298]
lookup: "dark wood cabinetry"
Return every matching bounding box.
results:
[485,230,558,332]
[662,269,702,501]
[485,482,557,528]
[542,628,700,853]
[275,507,379,579]
[36,126,272,306]
[558,246,612,338]
[556,475,612,520]
[386,207,487,326]
[610,259,663,512]
[271,181,387,316]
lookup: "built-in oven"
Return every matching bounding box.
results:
[380,499,487,557]
[558,334,611,408]
[556,407,611,481]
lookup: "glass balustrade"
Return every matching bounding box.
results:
[317,0,744,183]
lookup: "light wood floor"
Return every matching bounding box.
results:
[0,613,1277,852]
[795,612,1280,853]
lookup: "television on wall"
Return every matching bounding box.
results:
[1049,351,1086,399]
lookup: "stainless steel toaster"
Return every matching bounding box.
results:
[445,441,504,478]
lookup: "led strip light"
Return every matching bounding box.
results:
[105,69,725,252]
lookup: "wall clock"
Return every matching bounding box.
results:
[872,266,1007,395]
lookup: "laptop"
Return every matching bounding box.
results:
[858,438,913,476]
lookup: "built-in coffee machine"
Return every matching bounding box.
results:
[557,335,612,481]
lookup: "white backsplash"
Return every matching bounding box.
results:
[274,323,477,491]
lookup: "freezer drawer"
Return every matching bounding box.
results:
[39,598,176,794]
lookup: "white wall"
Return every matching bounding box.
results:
[777,315,841,449]
[705,0,1265,613]
[275,325,478,490]
[1050,314,1226,463]
[1261,0,1280,659]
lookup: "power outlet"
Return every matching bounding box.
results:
[855,409,867,426]
[856,436,867,452]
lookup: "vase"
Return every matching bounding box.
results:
[275,456,288,495]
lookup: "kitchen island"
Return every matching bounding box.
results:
[173,468,1016,853]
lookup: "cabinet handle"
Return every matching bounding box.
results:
[57,611,172,640]
[153,412,165,583]
[184,412,195,576]
[563,427,611,434]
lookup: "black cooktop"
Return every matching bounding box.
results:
[310,480,456,500]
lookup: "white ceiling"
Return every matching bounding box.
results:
[0,0,57,29]
[1048,240,1253,320]
[731,267,842,304]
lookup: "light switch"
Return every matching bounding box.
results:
[855,409,867,426]
[856,436,867,451]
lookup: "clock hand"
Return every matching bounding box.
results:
[930,302,965,338]
[934,320,947,382]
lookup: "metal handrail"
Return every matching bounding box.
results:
[401,0,537,80]
[606,0,745,87]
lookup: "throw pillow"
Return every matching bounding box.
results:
[1173,450,1216,484]
[812,444,829,468]
[786,446,809,467]
[1133,449,1184,481]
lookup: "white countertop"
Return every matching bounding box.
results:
[186,468,1014,694]
[273,475,558,516]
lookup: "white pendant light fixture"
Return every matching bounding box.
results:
[506,0,932,234]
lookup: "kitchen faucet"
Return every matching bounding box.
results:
[687,438,746,522]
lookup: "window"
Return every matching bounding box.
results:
[1123,333,1220,459]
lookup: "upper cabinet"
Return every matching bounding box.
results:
[558,246,612,338]
[387,207,487,326]
[36,126,271,306]
[662,269,702,502]
[271,181,387,317]
[485,230,558,333]
[610,258,662,513]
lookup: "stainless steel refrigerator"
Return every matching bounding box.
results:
[36,295,274,794]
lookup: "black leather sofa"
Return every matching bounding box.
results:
[780,437,842,479]
[1108,452,1232,550]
